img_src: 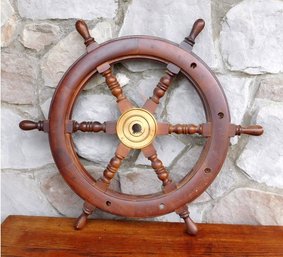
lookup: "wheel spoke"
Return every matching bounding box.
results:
[157,122,212,137]
[66,120,117,134]
[97,63,133,113]
[96,143,131,189]
[142,144,172,187]
[142,63,180,114]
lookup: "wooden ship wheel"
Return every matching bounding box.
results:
[19,19,263,235]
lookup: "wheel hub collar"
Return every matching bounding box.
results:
[116,108,157,149]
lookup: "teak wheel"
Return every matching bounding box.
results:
[20,19,263,235]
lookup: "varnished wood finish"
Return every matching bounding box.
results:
[19,18,263,226]
[143,64,180,114]
[99,143,130,185]
[185,19,205,47]
[176,205,198,235]
[180,19,205,51]
[101,154,123,184]
[148,153,170,186]
[75,19,96,46]
[169,123,202,134]
[228,124,264,137]
[142,144,171,186]
[2,216,283,257]
[157,122,212,137]
[98,63,133,113]
[74,201,96,230]
[235,125,264,136]
[48,35,232,218]
[100,64,126,102]
[72,121,106,132]
[76,144,128,229]
[65,120,116,134]
[19,120,49,132]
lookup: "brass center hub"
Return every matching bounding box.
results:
[116,108,157,149]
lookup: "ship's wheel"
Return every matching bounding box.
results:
[20,19,263,235]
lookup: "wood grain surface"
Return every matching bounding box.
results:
[2,215,283,257]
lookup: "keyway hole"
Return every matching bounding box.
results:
[132,123,142,134]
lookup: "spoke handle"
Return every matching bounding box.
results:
[19,120,49,132]
[176,205,198,235]
[235,125,264,136]
[75,19,95,46]
[185,19,205,47]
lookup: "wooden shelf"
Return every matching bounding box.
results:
[2,215,283,257]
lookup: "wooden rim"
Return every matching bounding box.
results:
[48,36,230,217]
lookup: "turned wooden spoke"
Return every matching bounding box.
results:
[157,122,211,137]
[98,143,131,187]
[97,63,133,113]
[142,144,171,186]
[169,124,203,135]
[71,121,106,132]
[158,122,263,138]
[66,120,116,134]
[20,119,117,134]
[143,63,180,113]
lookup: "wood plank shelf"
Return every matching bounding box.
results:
[2,215,283,257]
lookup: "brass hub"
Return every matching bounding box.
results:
[116,108,157,149]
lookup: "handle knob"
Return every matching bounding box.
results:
[185,19,205,47]
[19,120,48,132]
[176,205,198,236]
[75,19,95,46]
[236,125,264,136]
[183,215,198,236]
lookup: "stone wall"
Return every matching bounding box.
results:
[2,0,283,225]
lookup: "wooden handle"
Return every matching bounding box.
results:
[183,215,198,236]
[19,120,46,131]
[185,19,205,47]
[74,202,95,230]
[75,19,95,46]
[176,205,198,236]
[236,125,264,136]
